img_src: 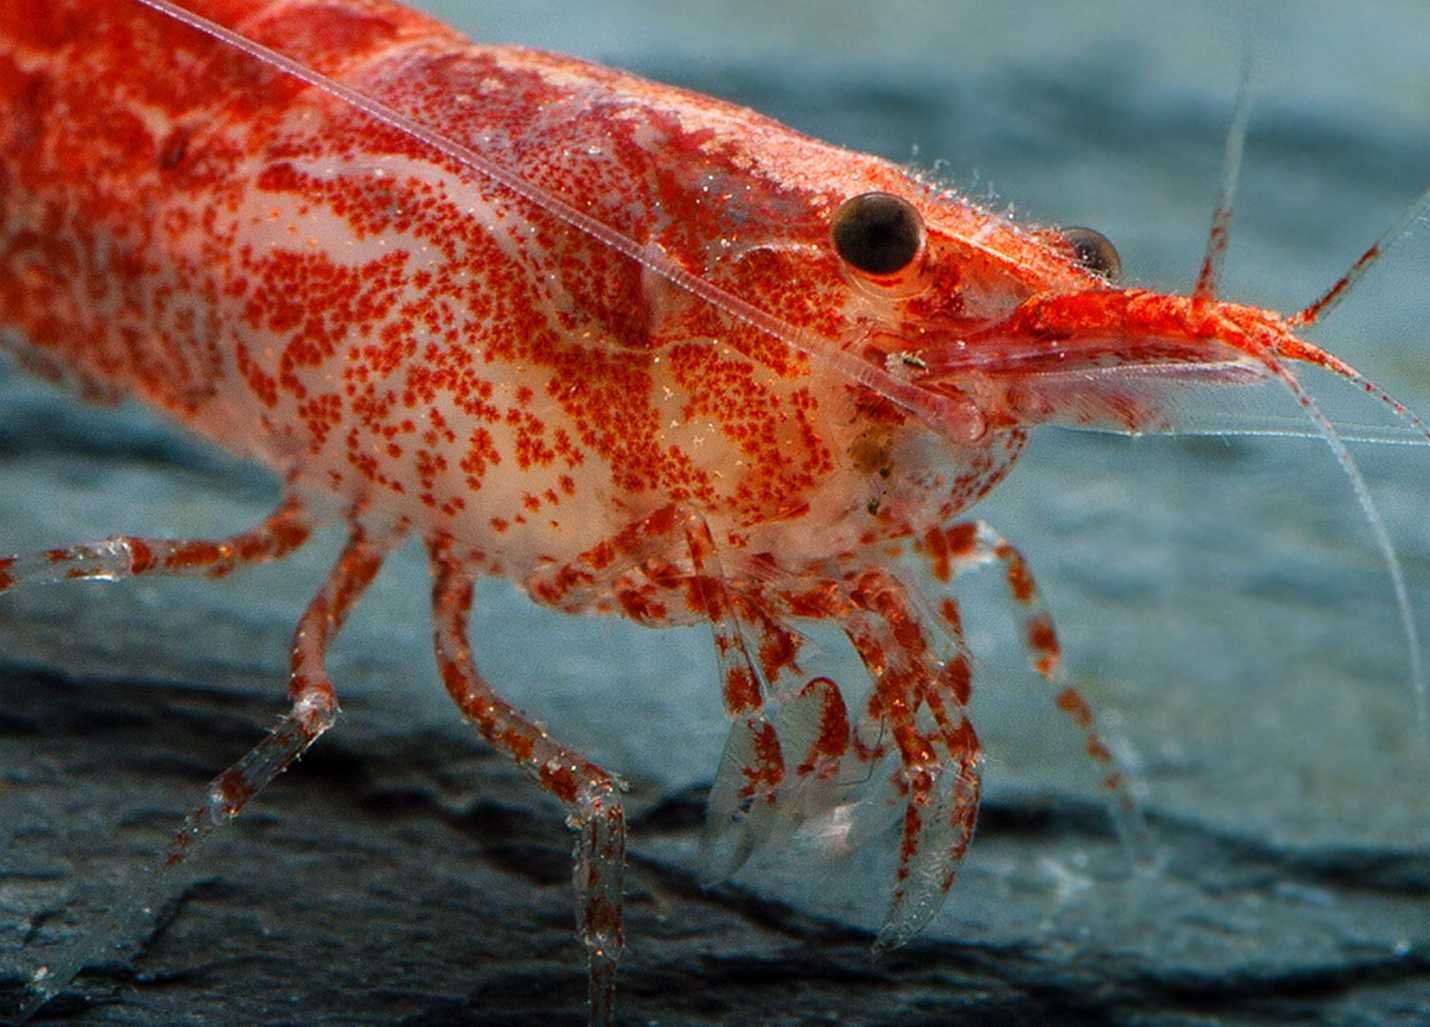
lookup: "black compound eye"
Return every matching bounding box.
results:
[831,192,924,276]
[1063,226,1122,282]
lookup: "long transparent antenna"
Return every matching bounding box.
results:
[1263,355,1426,727]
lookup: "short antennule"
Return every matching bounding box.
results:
[1291,182,1430,328]
[1193,50,1254,304]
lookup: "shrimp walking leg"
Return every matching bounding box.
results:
[530,504,793,883]
[15,522,394,1021]
[0,494,313,595]
[921,521,1142,833]
[428,541,625,1027]
[684,516,791,882]
[163,523,392,864]
[842,567,984,949]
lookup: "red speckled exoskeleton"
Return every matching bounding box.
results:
[2,1,1427,1022]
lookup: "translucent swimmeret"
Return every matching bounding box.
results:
[0,1,1426,1023]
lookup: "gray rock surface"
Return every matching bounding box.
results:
[4,2,1430,1024]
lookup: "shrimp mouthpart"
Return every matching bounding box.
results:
[919,287,1355,395]
[910,284,1430,724]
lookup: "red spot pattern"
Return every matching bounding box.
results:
[739,720,785,802]
[1055,686,1093,729]
[0,0,886,572]
[723,665,760,716]
[998,541,1036,604]
[1027,613,1061,677]
[937,596,965,639]
[792,677,851,780]
[923,524,952,583]
[126,538,157,575]
[214,766,258,816]
[0,0,1209,968]
[2,0,1247,619]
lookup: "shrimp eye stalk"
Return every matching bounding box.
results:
[832,192,925,276]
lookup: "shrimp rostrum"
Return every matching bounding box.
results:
[1,0,1426,1022]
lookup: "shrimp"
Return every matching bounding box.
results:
[1,1,1427,1024]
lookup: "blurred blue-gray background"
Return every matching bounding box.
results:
[2,2,1428,1023]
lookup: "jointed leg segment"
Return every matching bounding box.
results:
[531,504,796,886]
[13,506,394,1020]
[841,567,983,948]
[684,515,795,881]
[428,538,625,1027]
[165,523,390,864]
[921,520,1142,826]
[0,494,312,595]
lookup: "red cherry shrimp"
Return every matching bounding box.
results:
[1,2,1428,1024]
